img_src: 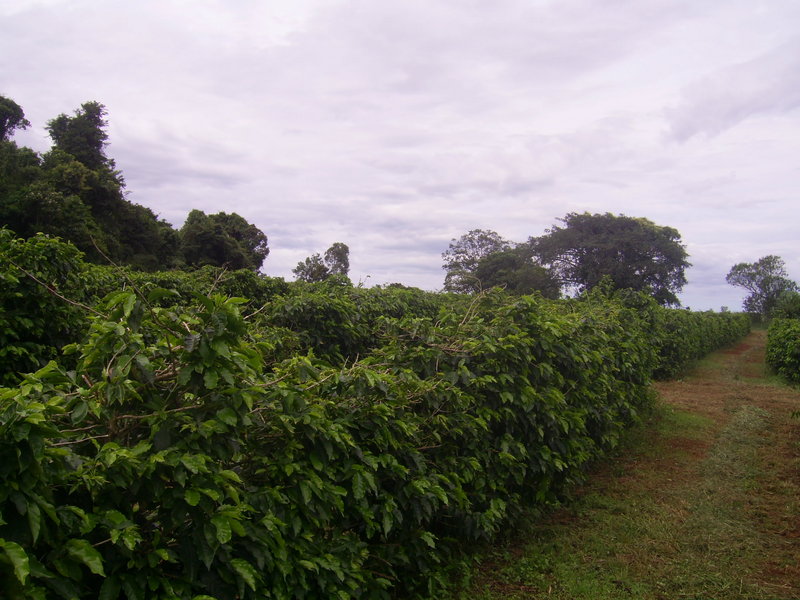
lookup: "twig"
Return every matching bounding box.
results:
[52,433,110,446]
[243,302,269,320]
[114,405,200,421]
[207,266,228,294]
[6,258,105,316]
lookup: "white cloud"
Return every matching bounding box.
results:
[669,38,800,141]
[2,0,799,309]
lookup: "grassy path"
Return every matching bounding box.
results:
[462,330,800,599]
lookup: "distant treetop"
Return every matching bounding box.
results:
[530,212,690,306]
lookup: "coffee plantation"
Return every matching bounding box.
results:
[0,232,751,599]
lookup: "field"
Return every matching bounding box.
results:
[0,234,786,599]
[465,329,800,599]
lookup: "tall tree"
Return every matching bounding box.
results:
[292,253,329,283]
[46,101,112,171]
[179,210,268,270]
[726,255,798,318]
[38,101,179,268]
[0,95,31,141]
[293,242,350,282]
[441,229,511,293]
[530,212,690,306]
[324,242,350,276]
[473,246,560,297]
[206,211,269,268]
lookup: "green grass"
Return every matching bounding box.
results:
[460,402,787,600]
[457,330,800,600]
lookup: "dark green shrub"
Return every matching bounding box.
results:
[766,318,800,383]
[0,229,93,384]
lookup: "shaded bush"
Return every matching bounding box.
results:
[766,318,800,384]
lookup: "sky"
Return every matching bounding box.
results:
[2,0,799,310]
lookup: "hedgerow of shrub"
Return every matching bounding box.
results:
[0,285,661,598]
[650,308,750,379]
[0,232,754,598]
[766,318,800,383]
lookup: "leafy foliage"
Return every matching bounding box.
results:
[179,210,269,271]
[650,308,751,379]
[726,255,798,319]
[1,100,181,270]
[293,242,351,283]
[773,291,800,319]
[0,235,752,599]
[530,212,690,306]
[766,318,800,384]
[0,95,31,141]
[46,101,112,172]
[0,229,94,385]
[441,229,512,293]
[1,97,269,273]
[473,246,560,297]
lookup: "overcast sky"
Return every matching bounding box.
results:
[3,0,799,309]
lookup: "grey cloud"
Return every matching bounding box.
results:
[668,38,800,141]
[2,0,800,308]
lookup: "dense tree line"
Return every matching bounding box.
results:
[442,213,691,306]
[0,96,268,271]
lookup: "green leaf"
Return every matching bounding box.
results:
[120,528,142,551]
[122,293,136,317]
[66,538,105,576]
[204,370,219,389]
[71,400,89,424]
[1,539,30,584]
[298,559,318,572]
[211,515,232,544]
[299,480,312,505]
[121,575,145,600]
[212,339,230,358]
[420,530,436,548]
[27,502,41,543]
[352,472,365,500]
[230,558,258,591]
[216,407,237,426]
[199,488,221,501]
[146,287,180,303]
[309,452,323,471]
[180,454,207,474]
[99,576,121,600]
[184,489,201,506]
[219,469,242,483]
[382,510,393,536]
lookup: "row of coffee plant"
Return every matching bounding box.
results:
[766,318,800,384]
[1,231,750,598]
[650,305,751,379]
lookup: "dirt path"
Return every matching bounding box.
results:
[465,330,800,599]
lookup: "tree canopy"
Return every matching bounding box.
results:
[46,101,112,171]
[0,96,269,272]
[441,229,512,293]
[293,242,351,282]
[0,95,30,141]
[530,212,690,306]
[179,210,269,270]
[725,255,798,318]
[473,246,560,298]
[324,242,350,276]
